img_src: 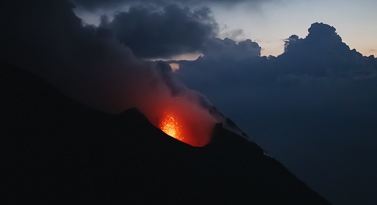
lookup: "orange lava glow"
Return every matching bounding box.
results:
[159,113,184,141]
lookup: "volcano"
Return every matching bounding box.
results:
[1,61,331,204]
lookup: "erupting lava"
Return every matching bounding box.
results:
[159,113,184,141]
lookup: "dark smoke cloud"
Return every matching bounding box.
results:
[99,4,218,58]
[0,0,217,146]
[177,23,377,204]
[70,0,271,10]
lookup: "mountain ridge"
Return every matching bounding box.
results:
[1,61,331,204]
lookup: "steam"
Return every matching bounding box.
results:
[0,0,218,146]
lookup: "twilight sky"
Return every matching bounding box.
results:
[74,0,377,58]
[213,0,377,57]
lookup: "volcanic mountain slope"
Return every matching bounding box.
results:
[1,61,331,204]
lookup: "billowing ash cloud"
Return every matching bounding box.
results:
[279,22,367,77]
[99,5,218,58]
[177,22,377,204]
[0,0,217,147]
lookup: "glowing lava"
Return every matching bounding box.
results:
[159,113,184,141]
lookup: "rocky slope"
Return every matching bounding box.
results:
[1,62,331,204]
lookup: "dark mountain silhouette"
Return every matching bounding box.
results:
[1,61,331,204]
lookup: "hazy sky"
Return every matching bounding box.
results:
[75,0,377,58]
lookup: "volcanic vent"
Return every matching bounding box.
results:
[160,112,182,140]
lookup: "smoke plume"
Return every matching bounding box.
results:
[0,0,218,146]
